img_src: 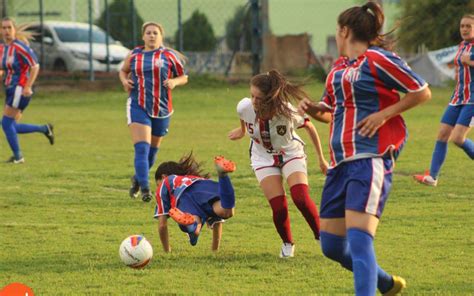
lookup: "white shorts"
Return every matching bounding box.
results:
[254,157,307,183]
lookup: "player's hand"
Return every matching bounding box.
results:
[460,53,471,65]
[22,86,33,97]
[298,98,322,118]
[357,111,387,138]
[228,127,245,140]
[122,79,134,92]
[319,157,329,175]
[163,79,176,90]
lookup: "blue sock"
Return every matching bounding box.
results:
[218,175,235,209]
[460,139,474,159]
[15,123,48,134]
[148,146,159,169]
[134,142,150,190]
[429,141,448,179]
[320,231,393,293]
[2,116,22,159]
[347,228,377,296]
[178,221,198,234]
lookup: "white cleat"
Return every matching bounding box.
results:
[279,242,295,258]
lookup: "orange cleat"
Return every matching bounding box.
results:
[214,156,236,174]
[168,207,196,225]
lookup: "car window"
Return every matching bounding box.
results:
[53,26,114,44]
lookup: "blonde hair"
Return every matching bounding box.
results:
[141,21,187,64]
[1,17,33,45]
[462,14,474,20]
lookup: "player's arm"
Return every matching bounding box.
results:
[460,52,474,66]
[298,98,331,123]
[158,215,171,253]
[163,74,188,90]
[211,222,223,252]
[22,64,40,97]
[303,120,328,175]
[228,119,246,140]
[119,52,134,92]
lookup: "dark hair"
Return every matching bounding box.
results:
[338,2,390,49]
[250,69,310,120]
[155,152,210,181]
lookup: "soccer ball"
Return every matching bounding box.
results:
[119,235,153,268]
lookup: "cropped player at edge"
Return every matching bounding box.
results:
[414,14,474,186]
[119,22,188,202]
[298,2,431,295]
[229,69,328,258]
[153,153,236,252]
[0,17,54,164]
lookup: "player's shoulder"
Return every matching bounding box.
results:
[237,97,253,113]
[366,46,402,63]
[131,46,144,54]
[12,39,31,51]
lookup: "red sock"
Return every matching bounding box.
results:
[268,195,293,244]
[290,184,320,240]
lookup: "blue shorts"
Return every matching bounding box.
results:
[320,158,393,219]
[126,98,170,137]
[5,86,31,111]
[441,104,474,127]
[177,180,221,224]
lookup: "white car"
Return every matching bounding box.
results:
[27,21,130,72]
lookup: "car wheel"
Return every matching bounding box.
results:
[53,59,68,72]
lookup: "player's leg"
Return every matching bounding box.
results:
[2,105,23,163]
[284,159,320,240]
[150,116,170,169]
[127,98,152,201]
[212,156,236,218]
[257,169,294,257]
[451,104,474,159]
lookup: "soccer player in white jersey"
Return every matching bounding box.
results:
[229,69,328,258]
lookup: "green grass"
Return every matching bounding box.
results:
[0,81,473,295]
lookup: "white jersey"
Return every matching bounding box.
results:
[237,97,309,169]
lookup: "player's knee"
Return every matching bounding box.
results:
[451,135,465,147]
[221,208,234,219]
[320,239,341,262]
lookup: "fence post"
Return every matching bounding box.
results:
[105,0,110,72]
[178,0,183,51]
[88,0,95,81]
[39,0,44,67]
[250,0,261,75]
[130,0,137,48]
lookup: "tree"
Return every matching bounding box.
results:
[175,10,216,51]
[95,0,144,49]
[397,0,474,52]
[225,5,252,51]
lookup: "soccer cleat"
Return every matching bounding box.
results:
[279,242,295,258]
[6,156,25,164]
[383,275,406,296]
[413,170,438,186]
[214,156,236,175]
[169,207,196,225]
[188,231,199,246]
[206,216,225,229]
[44,123,54,145]
[129,176,140,199]
[141,188,153,202]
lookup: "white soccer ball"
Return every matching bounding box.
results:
[119,235,153,268]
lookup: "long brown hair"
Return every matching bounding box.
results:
[155,152,210,181]
[142,21,187,64]
[250,69,309,120]
[1,17,33,45]
[338,2,392,49]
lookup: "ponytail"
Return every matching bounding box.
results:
[155,152,210,181]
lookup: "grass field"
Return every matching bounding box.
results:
[0,80,473,295]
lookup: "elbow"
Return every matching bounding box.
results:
[182,75,189,85]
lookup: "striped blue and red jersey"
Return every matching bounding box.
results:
[321,47,427,168]
[0,39,38,87]
[129,46,185,118]
[154,175,204,217]
[450,40,474,105]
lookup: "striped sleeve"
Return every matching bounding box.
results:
[166,50,185,77]
[368,49,427,93]
[15,42,38,67]
[319,90,332,110]
[153,181,171,218]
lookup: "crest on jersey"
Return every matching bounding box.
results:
[344,67,361,83]
[154,58,164,68]
[277,125,286,136]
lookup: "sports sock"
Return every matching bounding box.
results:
[2,116,22,159]
[290,184,320,240]
[148,146,159,168]
[429,140,448,179]
[15,123,48,134]
[178,221,198,234]
[134,142,150,190]
[460,139,474,159]
[347,228,377,296]
[268,195,293,244]
[218,175,235,209]
[320,231,394,294]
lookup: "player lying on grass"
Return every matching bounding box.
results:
[153,153,236,252]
